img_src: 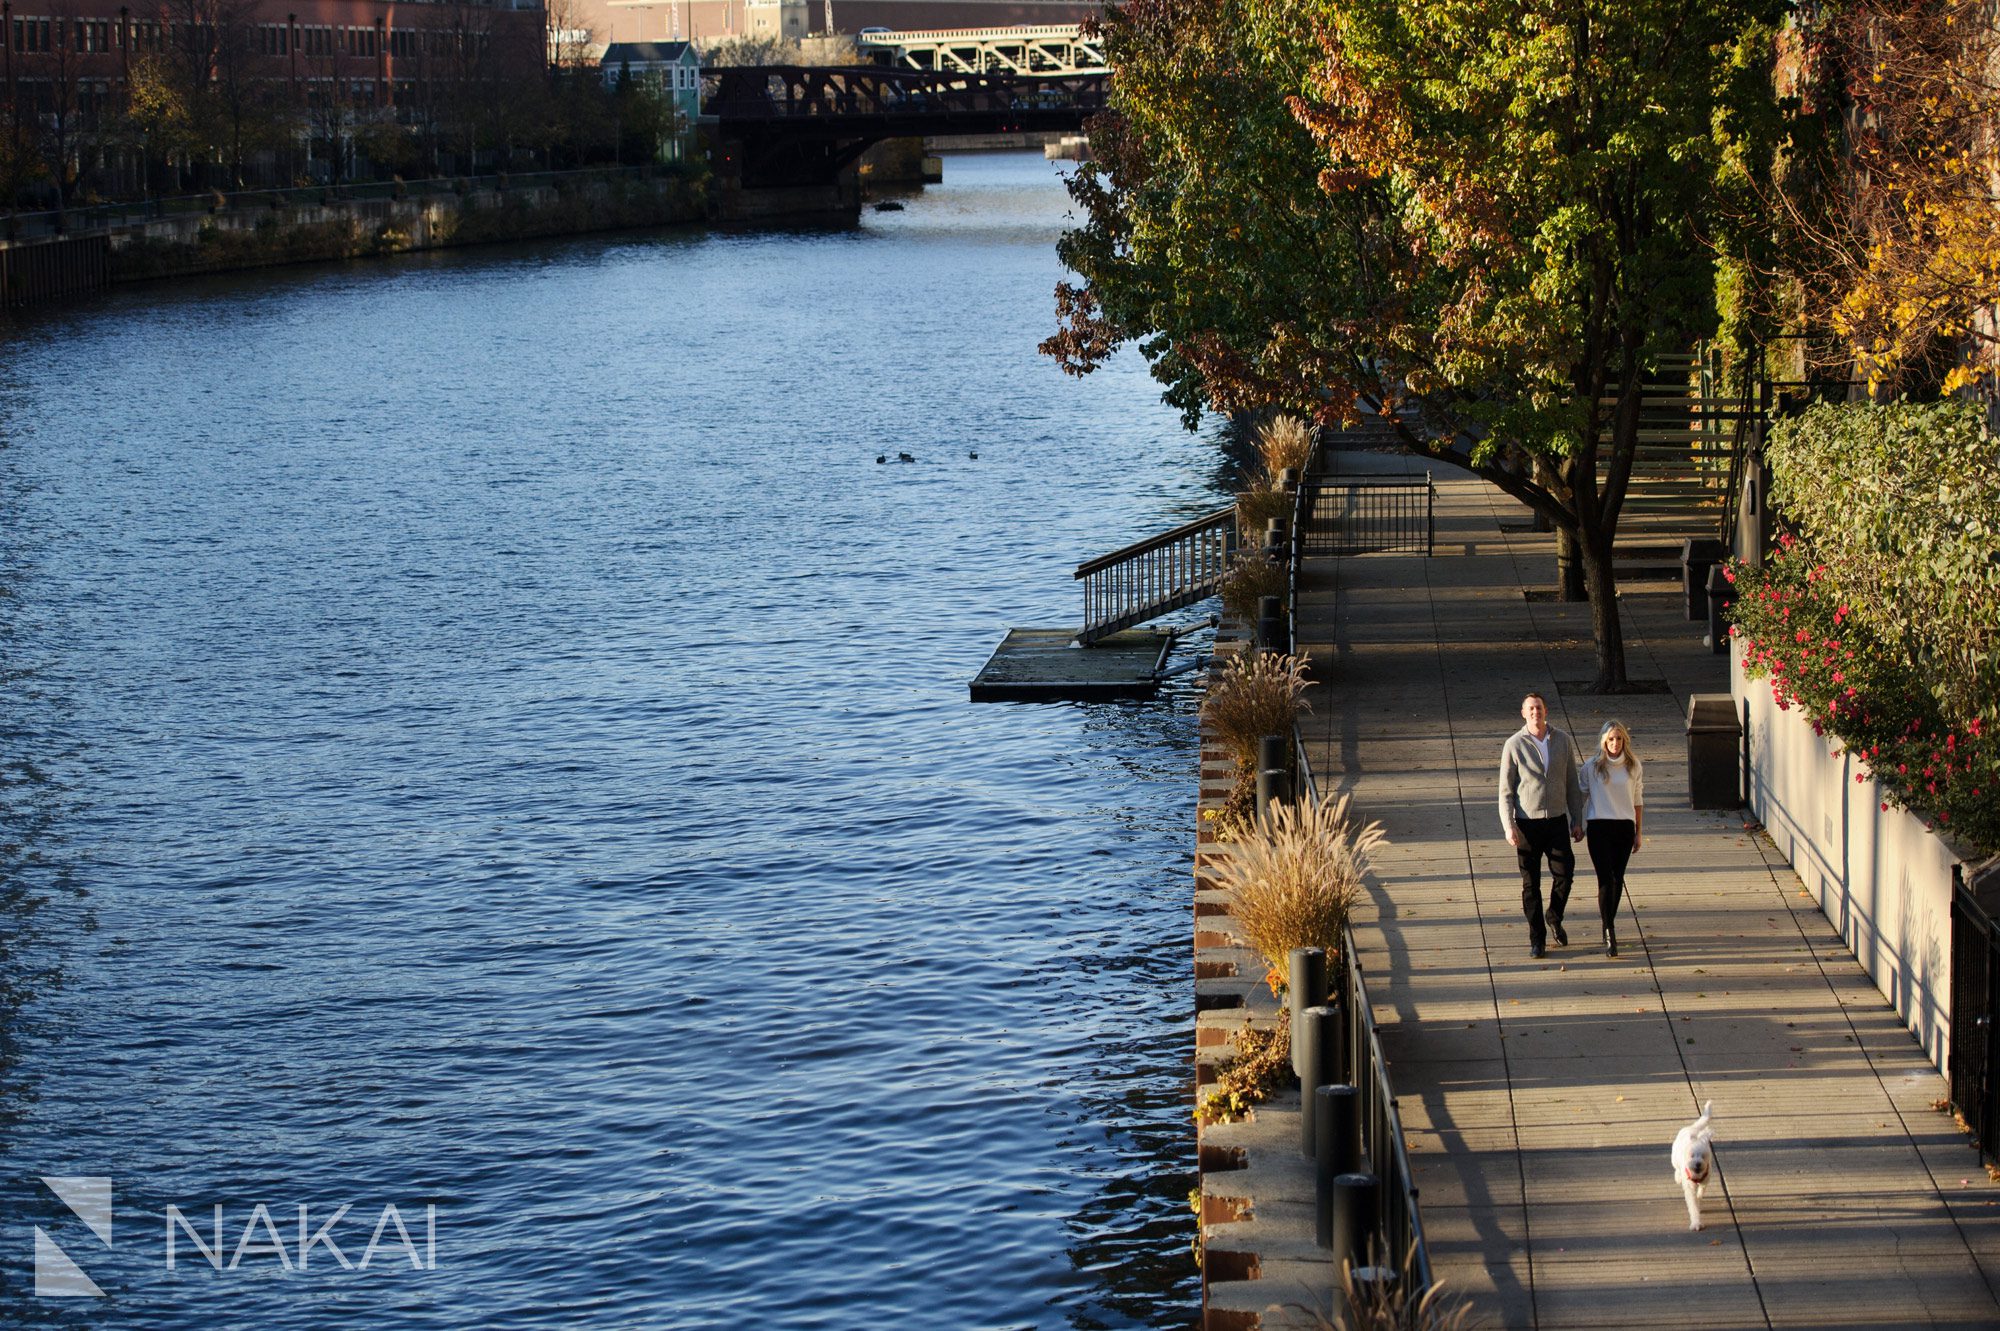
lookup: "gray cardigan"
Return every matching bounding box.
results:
[1498,726,1587,835]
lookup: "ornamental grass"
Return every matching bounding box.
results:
[1256,413,1314,478]
[1235,483,1294,544]
[1201,650,1313,771]
[1206,791,1384,979]
[1218,547,1288,622]
[1312,1260,1473,1331]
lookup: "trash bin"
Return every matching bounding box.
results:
[1704,564,1735,655]
[1687,694,1743,809]
[1682,538,1727,621]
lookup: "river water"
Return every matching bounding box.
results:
[0,153,1231,1328]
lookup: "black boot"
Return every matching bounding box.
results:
[1550,918,1568,948]
[1604,925,1618,957]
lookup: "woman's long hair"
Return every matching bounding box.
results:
[1594,720,1640,779]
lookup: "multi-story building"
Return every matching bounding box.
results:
[4,0,548,194]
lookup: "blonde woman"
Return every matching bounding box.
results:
[1581,721,1644,956]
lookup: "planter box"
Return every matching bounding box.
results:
[1734,642,1971,1075]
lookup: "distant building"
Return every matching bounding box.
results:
[600,40,701,158]
[584,0,1101,49]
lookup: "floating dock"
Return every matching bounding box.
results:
[968,627,1176,702]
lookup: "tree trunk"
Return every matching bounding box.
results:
[1579,529,1628,691]
[1555,524,1586,601]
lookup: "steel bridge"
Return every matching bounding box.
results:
[853,25,1108,76]
[705,65,1107,215]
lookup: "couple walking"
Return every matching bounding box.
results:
[1498,691,1645,959]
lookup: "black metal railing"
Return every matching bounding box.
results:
[1293,730,1435,1299]
[1951,863,2000,1165]
[1299,475,1435,557]
[1073,505,1236,645]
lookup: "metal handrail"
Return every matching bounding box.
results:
[1073,504,1236,646]
[1291,724,1435,1298]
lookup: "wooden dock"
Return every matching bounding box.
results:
[968,627,1177,702]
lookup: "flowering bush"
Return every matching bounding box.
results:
[1728,401,2000,852]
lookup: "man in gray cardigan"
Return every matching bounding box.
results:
[1498,691,1587,958]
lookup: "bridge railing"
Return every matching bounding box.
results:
[705,65,1109,121]
[1073,506,1236,646]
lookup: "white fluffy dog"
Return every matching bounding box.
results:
[1671,1101,1716,1231]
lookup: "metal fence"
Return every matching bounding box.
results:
[1299,475,1435,557]
[1951,865,2000,1166]
[1073,504,1235,645]
[1294,729,1436,1299]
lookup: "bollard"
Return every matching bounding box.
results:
[1265,516,1289,553]
[1346,1265,1399,1325]
[1330,1172,1379,1265]
[1298,1005,1333,1156]
[1278,466,1300,491]
[1255,764,1292,827]
[1288,947,1327,1076]
[1313,1085,1359,1246]
[1257,733,1289,779]
[1256,594,1284,652]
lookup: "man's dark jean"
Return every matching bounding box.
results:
[1515,814,1574,945]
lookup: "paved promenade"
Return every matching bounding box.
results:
[1293,465,2000,1328]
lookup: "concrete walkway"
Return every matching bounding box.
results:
[1293,467,2000,1329]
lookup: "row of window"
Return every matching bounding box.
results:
[12,15,500,56]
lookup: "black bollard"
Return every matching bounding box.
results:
[1346,1265,1399,1325]
[1299,1005,1335,1156]
[1256,594,1284,651]
[1278,466,1299,492]
[1315,1083,1359,1193]
[1288,947,1327,1076]
[1255,733,1290,828]
[1330,1172,1379,1265]
[1257,734,1289,781]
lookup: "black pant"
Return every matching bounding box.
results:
[1515,815,1573,945]
[1586,819,1636,928]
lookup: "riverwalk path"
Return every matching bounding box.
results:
[1292,462,2000,1328]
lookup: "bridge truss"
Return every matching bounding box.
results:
[853,25,1108,76]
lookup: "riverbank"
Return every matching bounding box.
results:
[0,168,706,305]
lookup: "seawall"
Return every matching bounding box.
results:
[1,171,706,303]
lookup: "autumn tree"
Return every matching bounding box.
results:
[1772,0,2000,394]
[1047,0,1784,690]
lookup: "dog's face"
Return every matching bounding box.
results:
[1681,1137,1711,1185]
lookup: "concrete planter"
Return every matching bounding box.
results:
[1734,640,1973,1075]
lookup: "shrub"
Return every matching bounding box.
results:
[1193,1022,1290,1126]
[1257,413,1314,478]
[1205,791,1384,979]
[1218,547,1287,622]
[1236,483,1293,545]
[1201,650,1313,771]
[1303,1260,1473,1331]
[1728,401,2000,851]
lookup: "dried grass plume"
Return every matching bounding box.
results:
[1208,791,1385,976]
[1201,650,1314,770]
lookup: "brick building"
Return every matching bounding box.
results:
[4,0,549,196]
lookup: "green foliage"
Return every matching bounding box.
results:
[1766,401,2000,728]
[1045,0,1786,690]
[1729,401,2000,851]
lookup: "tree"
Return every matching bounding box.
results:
[1771,0,2000,394]
[1046,0,1784,690]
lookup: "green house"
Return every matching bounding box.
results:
[600,41,702,161]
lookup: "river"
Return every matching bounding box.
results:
[0,153,1236,1328]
